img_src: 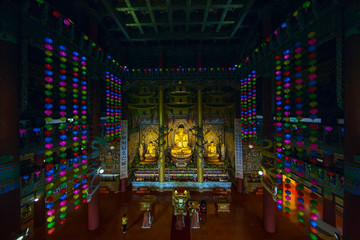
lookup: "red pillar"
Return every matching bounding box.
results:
[263,174,276,233]
[323,152,334,168]
[88,175,100,231]
[197,52,202,68]
[121,178,127,192]
[34,194,45,229]
[0,40,21,240]
[323,196,336,227]
[88,21,101,231]
[322,153,336,227]
[342,30,360,240]
[89,21,98,44]
[33,153,45,238]
[261,12,275,233]
[236,177,243,193]
[159,54,164,68]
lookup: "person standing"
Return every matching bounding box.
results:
[122,214,128,234]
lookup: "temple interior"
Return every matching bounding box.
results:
[0,0,359,240]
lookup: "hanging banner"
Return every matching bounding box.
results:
[120,120,128,179]
[234,119,243,178]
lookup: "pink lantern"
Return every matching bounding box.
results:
[325,126,333,132]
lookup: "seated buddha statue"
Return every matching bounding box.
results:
[206,142,219,161]
[144,142,157,161]
[171,125,192,158]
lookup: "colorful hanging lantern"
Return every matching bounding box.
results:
[58,45,68,224]
[44,37,56,235]
[240,71,257,145]
[282,49,292,217]
[71,51,81,210]
[293,41,306,229]
[80,56,88,203]
[105,72,122,142]
[274,55,283,209]
[307,31,319,240]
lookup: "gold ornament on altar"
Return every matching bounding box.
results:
[206,141,219,161]
[203,128,224,164]
[139,129,159,164]
[89,136,120,173]
[144,142,157,161]
[172,189,190,216]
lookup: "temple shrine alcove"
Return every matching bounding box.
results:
[139,124,159,165]
[126,80,237,192]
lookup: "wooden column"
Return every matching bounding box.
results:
[88,20,100,231]
[323,196,336,227]
[159,85,165,183]
[261,10,276,233]
[33,153,45,238]
[197,85,204,183]
[0,39,21,240]
[342,29,360,240]
[263,173,276,233]
[322,153,336,227]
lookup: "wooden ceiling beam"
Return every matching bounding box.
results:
[101,0,131,40]
[230,0,255,38]
[115,4,244,12]
[167,0,174,32]
[186,0,191,32]
[118,32,245,41]
[145,0,159,33]
[216,0,233,32]
[201,0,211,32]
[124,0,144,34]
[119,20,236,28]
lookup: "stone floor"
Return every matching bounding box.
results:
[34,187,309,240]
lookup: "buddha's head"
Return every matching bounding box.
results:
[178,124,185,134]
[149,141,153,147]
[210,141,215,147]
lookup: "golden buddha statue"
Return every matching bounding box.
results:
[206,141,219,161]
[144,142,157,162]
[171,125,192,156]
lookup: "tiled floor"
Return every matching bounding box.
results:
[34,187,308,240]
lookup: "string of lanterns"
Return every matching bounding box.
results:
[44,37,56,235]
[43,39,91,234]
[114,76,122,141]
[307,31,319,240]
[236,1,313,71]
[58,45,68,225]
[71,51,81,210]
[123,67,239,73]
[274,55,284,210]
[240,70,257,145]
[105,72,122,142]
[282,49,292,217]
[293,41,306,229]
[80,56,89,203]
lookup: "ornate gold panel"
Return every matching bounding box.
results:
[225,131,235,167]
[129,132,139,165]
